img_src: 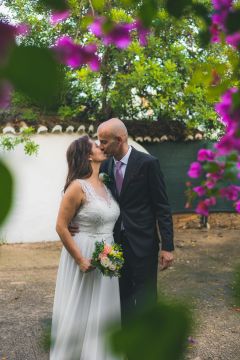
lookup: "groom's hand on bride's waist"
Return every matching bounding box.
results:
[159,250,174,271]
[68,223,80,236]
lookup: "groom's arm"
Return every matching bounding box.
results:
[147,157,174,252]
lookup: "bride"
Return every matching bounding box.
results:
[50,135,121,360]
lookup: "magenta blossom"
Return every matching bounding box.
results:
[212,0,233,11]
[205,197,216,206]
[103,24,132,49]
[188,162,202,178]
[0,80,12,109]
[89,17,132,48]
[215,87,239,126]
[89,17,150,49]
[54,36,100,71]
[205,179,216,189]
[196,200,209,216]
[196,197,216,215]
[197,149,215,162]
[235,200,240,213]
[220,185,240,201]
[134,20,151,46]
[226,32,240,49]
[50,10,70,25]
[89,17,105,37]
[193,186,206,196]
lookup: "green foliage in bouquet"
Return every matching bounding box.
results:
[91,241,124,278]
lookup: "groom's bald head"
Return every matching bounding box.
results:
[98,118,128,140]
[97,118,129,159]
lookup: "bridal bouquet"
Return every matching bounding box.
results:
[91,241,124,277]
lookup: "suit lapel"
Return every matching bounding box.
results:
[120,148,140,199]
[107,157,118,200]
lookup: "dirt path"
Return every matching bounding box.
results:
[0,229,239,360]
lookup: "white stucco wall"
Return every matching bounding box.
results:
[0,134,148,243]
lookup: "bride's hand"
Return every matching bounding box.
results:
[79,258,94,273]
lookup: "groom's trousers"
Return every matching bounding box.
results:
[119,230,159,326]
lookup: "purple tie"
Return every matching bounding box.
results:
[115,161,124,195]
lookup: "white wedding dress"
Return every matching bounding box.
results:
[50,179,122,360]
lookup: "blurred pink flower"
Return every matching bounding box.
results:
[50,10,70,25]
[193,186,206,196]
[54,36,100,71]
[188,162,202,178]
[89,17,150,49]
[89,17,105,37]
[212,0,233,11]
[205,197,216,206]
[196,200,209,216]
[197,149,215,162]
[205,179,216,189]
[235,200,240,213]
[226,32,240,49]
[220,185,240,201]
[103,23,132,49]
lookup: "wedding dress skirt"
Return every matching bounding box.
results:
[50,180,122,360]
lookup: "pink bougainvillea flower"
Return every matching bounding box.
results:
[193,186,206,196]
[215,87,239,126]
[16,23,29,36]
[205,196,217,206]
[89,17,105,37]
[50,10,70,25]
[226,32,240,49]
[196,200,209,216]
[54,36,100,71]
[205,179,216,189]
[215,134,237,155]
[89,17,131,48]
[133,19,151,46]
[0,80,12,109]
[212,0,233,10]
[188,162,202,178]
[235,200,240,213]
[103,23,132,49]
[197,149,215,162]
[89,17,150,49]
[220,185,240,201]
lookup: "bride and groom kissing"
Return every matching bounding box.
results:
[50,118,174,360]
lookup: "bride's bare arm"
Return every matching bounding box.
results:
[56,181,93,272]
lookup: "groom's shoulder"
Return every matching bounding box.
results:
[132,148,158,163]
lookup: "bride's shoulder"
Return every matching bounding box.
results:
[65,179,85,195]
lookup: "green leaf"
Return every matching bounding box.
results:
[0,159,14,226]
[166,0,192,18]
[5,46,64,107]
[226,10,240,34]
[38,0,68,11]
[192,4,211,25]
[198,29,211,48]
[203,162,220,173]
[232,91,240,110]
[110,300,191,360]
[138,0,158,27]
[92,0,105,11]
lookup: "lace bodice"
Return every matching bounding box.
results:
[72,179,120,235]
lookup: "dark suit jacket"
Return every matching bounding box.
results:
[100,147,174,257]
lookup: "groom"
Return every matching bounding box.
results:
[98,118,174,324]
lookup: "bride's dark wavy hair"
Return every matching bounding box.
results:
[64,135,93,192]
